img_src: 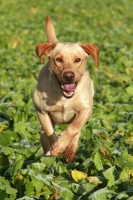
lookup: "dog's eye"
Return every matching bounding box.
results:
[56,58,62,62]
[75,58,81,63]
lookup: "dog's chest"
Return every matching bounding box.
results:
[47,103,76,123]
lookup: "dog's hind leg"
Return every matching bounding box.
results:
[40,129,51,155]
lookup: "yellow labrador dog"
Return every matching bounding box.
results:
[33,16,99,163]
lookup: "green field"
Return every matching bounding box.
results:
[0,0,133,199]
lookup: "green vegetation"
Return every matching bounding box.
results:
[0,0,133,199]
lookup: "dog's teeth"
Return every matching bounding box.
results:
[63,91,74,98]
[61,85,64,89]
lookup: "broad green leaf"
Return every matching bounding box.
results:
[119,168,128,180]
[41,156,57,167]
[31,176,44,193]
[29,163,46,171]
[12,154,25,177]
[126,85,133,95]
[0,122,8,132]
[51,180,75,199]
[14,122,27,132]
[0,176,10,185]
[115,193,129,199]
[101,120,112,131]
[88,188,116,200]
[17,196,35,200]
[57,162,68,174]
[42,185,53,199]
[1,147,14,155]
[82,182,97,193]
[127,197,133,200]
[103,166,115,187]
[6,185,17,195]
[54,176,70,189]
[78,158,92,171]
[117,151,133,169]
[61,189,74,200]
[94,151,103,171]
[19,169,29,175]
[25,182,35,197]
[0,184,6,190]
[0,190,7,199]
[0,177,17,199]
[71,183,85,194]
[36,174,54,191]
[0,131,18,146]
[15,147,34,158]
[34,147,43,158]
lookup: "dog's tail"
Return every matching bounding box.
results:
[46,16,58,43]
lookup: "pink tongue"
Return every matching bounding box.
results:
[63,83,76,91]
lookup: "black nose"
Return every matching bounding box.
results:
[63,71,75,83]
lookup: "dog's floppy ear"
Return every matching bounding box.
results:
[35,43,56,64]
[80,44,99,66]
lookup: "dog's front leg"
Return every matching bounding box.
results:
[64,133,80,163]
[36,110,57,155]
[51,108,92,157]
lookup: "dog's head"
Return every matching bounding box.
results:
[35,17,99,98]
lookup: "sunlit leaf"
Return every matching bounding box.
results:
[71,170,88,182]
[87,176,102,185]
[15,173,24,181]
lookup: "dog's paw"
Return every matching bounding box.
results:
[51,142,63,156]
[63,150,75,163]
[51,135,71,156]
[45,151,51,156]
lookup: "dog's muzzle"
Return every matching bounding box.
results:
[61,71,76,98]
[55,71,77,98]
[61,82,77,98]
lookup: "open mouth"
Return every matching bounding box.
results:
[61,83,77,98]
